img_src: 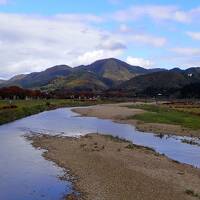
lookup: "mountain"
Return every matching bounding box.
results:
[2,58,200,98]
[1,74,27,87]
[1,58,159,90]
[119,68,200,97]
[1,65,72,88]
[0,79,5,84]
[9,74,27,81]
[147,68,166,73]
[51,58,165,91]
[42,71,111,92]
[74,58,149,82]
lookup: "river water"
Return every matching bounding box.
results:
[0,107,200,200]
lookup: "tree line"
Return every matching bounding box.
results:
[0,86,45,99]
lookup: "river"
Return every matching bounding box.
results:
[0,107,200,199]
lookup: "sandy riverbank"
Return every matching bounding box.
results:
[73,103,200,137]
[28,133,200,200]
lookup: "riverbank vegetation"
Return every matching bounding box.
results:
[127,103,200,130]
[0,99,102,125]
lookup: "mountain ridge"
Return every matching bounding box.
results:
[118,67,200,97]
[0,79,5,84]
[1,58,200,97]
[1,58,162,90]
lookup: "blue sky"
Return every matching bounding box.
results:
[1,0,200,14]
[0,0,200,78]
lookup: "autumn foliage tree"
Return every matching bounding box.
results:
[0,86,44,99]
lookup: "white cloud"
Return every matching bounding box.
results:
[55,14,103,23]
[0,13,123,78]
[131,34,166,47]
[119,24,132,33]
[162,55,200,68]
[97,39,126,50]
[74,49,123,66]
[0,12,168,78]
[112,5,200,24]
[171,47,200,56]
[114,5,176,21]
[186,31,200,40]
[117,24,167,47]
[126,56,153,68]
[162,47,200,68]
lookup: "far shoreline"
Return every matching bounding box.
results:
[0,99,105,126]
[72,103,200,138]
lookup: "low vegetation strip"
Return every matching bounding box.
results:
[185,189,200,199]
[0,99,101,125]
[127,104,200,130]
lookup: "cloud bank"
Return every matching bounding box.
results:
[0,13,125,78]
[0,3,200,78]
[113,5,200,24]
[126,56,153,68]
[0,11,166,78]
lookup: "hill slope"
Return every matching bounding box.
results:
[42,71,111,92]
[0,79,5,84]
[75,58,148,82]
[119,68,200,96]
[1,58,157,90]
[1,65,72,88]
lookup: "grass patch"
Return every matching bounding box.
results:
[127,104,200,130]
[125,143,156,154]
[125,144,135,149]
[185,189,200,199]
[181,139,200,147]
[0,99,103,125]
[102,134,129,143]
[175,107,200,115]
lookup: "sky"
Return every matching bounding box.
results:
[0,0,200,79]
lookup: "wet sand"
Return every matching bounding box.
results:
[28,133,200,200]
[73,103,200,137]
